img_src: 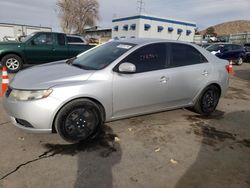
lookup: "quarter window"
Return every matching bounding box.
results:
[122,43,167,73]
[169,43,208,67]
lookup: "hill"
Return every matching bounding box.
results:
[200,20,250,36]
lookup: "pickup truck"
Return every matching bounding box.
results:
[0,32,94,73]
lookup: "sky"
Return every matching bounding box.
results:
[0,0,250,31]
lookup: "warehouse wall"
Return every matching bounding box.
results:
[0,24,52,41]
[112,15,196,42]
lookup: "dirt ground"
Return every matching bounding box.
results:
[0,64,249,188]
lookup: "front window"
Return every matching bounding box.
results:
[121,43,167,73]
[33,33,53,45]
[72,42,136,70]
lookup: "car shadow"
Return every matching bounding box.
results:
[234,69,250,81]
[42,125,121,188]
[175,111,250,188]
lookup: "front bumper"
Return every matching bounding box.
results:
[3,94,63,133]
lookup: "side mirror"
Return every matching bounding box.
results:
[118,62,136,73]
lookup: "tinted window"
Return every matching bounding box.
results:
[33,33,53,45]
[170,43,208,67]
[57,34,66,46]
[232,44,242,50]
[67,36,84,43]
[122,43,167,73]
[223,45,232,51]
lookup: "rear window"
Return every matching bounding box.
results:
[67,36,84,43]
[170,43,208,68]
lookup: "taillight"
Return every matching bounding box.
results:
[226,60,233,74]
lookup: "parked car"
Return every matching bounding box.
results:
[2,36,17,42]
[3,39,229,143]
[206,43,246,65]
[244,43,250,62]
[0,32,94,73]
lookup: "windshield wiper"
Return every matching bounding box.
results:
[66,57,77,65]
[71,63,93,70]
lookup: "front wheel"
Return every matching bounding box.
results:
[193,85,220,115]
[2,54,23,73]
[55,99,103,143]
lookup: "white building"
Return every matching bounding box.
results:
[112,14,196,42]
[0,23,52,41]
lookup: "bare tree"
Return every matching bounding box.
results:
[57,0,99,34]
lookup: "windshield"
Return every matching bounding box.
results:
[72,42,136,70]
[22,33,37,42]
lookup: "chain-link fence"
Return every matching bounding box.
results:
[229,32,250,44]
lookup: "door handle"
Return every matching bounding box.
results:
[160,76,169,83]
[202,70,209,76]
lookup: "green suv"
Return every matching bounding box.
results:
[0,32,94,73]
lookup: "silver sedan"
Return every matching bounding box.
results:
[3,39,229,142]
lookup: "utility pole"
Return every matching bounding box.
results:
[137,0,145,14]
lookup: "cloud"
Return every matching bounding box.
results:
[0,0,249,31]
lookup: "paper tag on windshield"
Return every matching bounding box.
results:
[117,44,132,49]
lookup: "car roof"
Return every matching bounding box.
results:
[112,38,196,46]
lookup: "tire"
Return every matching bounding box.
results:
[2,54,23,73]
[193,85,220,115]
[55,99,103,143]
[236,57,243,65]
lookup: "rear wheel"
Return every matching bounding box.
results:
[193,85,220,115]
[236,57,243,65]
[2,54,23,73]
[55,99,103,143]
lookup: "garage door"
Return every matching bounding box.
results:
[0,26,15,41]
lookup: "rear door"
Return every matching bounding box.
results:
[24,33,53,64]
[164,43,212,106]
[112,43,169,118]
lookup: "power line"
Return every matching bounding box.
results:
[137,0,145,14]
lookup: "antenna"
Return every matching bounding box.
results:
[137,0,145,14]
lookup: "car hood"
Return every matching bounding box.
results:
[0,42,21,45]
[10,61,95,90]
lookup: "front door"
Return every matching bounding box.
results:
[112,43,169,118]
[24,33,53,64]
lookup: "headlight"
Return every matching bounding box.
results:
[9,89,53,101]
